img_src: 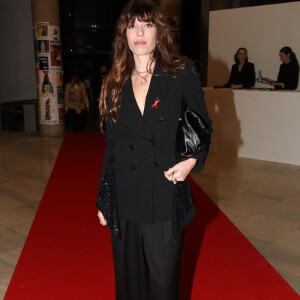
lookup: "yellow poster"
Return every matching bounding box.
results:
[36,22,49,37]
[56,72,63,87]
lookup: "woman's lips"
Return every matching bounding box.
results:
[134,41,146,45]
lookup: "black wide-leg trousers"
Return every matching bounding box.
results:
[111,221,184,300]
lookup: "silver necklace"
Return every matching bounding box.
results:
[135,67,154,74]
[134,68,154,85]
[134,70,149,85]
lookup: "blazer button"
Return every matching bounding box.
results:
[149,139,156,145]
[129,144,134,150]
[159,116,165,124]
[153,162,159,167]
[121,123,127,129]
[130,164,135,170]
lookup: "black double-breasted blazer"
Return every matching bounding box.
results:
[100,65,212,230]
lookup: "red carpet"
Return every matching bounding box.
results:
[5,132,299,299]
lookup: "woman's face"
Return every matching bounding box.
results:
[126,19,157,58]
[279,51,290,64]
[237,49,247,63]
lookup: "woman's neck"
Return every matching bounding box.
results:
[133,55,155,73]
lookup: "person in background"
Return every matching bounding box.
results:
[224,47,255,88]
[93,65,108,117]
[263,46,299,90]
[64,72,90,131]
[99,65,108,80]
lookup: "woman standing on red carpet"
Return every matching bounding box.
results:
[96,0,212,299]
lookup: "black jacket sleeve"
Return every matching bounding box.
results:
[225,65,235,87]
[181,67,213,173]
[282,63,299,90]
[100,100,118,178]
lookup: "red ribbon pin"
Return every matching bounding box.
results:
[151,97,160,109]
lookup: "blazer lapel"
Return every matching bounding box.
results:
[120,78,152,139]
[119,66,171,138]
[144,66,170,134]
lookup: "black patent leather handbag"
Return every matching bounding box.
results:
[176,110,211,157]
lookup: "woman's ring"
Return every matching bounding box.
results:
[171,175,177,185]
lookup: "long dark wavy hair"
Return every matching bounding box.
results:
[280,46,299,65]
[99,0,190,130]
[234,47,249,64]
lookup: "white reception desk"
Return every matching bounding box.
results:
[203,88,300,165]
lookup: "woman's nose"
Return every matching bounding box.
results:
[137,26,144,36]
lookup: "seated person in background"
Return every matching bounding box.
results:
[263,46,299,90]
[224,47,255,89]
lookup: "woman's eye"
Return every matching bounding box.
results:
[145,23,153,28]
[128,24,135,29]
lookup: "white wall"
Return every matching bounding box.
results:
[207,2,300,89]
[0,0,36,103]
[204,88,300,165]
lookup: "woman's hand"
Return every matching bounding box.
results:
[270,81,284,87]
[164,158,197,183]
[97,210,107,226]
[263,78,283,87]
[263,77,271,83]
[231,84,243,89]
